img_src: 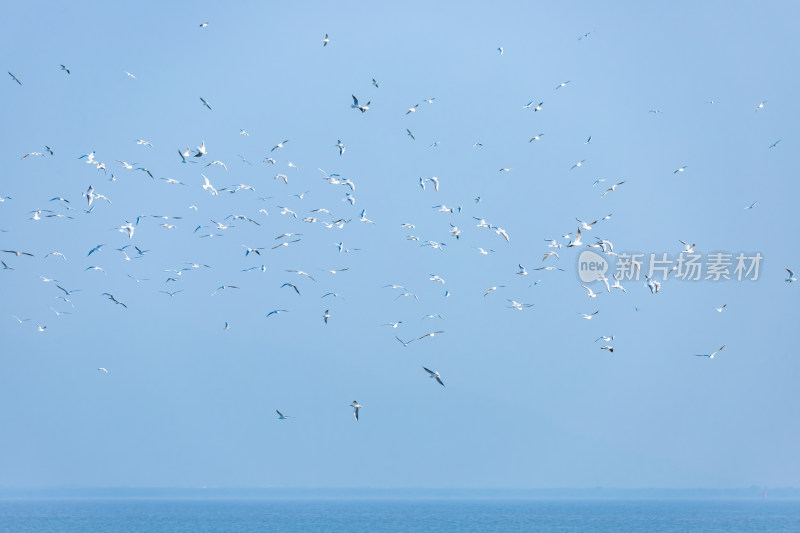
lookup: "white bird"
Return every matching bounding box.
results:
[786,269,797,283]
[696,345,726,359]
[600,181,625,198]
[567,228,583,247]
[554,80,571,90]
[322,33,330,46]
[497,46,503,55]
[744,201,757,210]
[755,101,766,112]
[206,160,227,170]
[200,97,212,110]
[679,240,696,254]
[351,95,370,113]
[715,304,727,312]
[407,129,415,140]
[336,140,345,156]
[579,310,599,320]
[97,367,108,373]
[483,285,504,297]
[194,141,207,157]
[529,133,544,142]
[600,346,614,353]
[201,174,218,196]
[136,139,153,147]
[125,71,136,79]
[351,401,362,421]
[8,72,22,85]
[422,367,445,387]
[582,285,599,298]
[571,160,586,170]
[276,410,291,420]
[674,165,687,174]
[595,335,615,343]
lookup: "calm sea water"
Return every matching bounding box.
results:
[0,498,796,532]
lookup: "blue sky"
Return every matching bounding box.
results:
[0,0,798,489]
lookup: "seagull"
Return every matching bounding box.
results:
[201,174,218,196]
[507,300,534,310]
[406,104,419,115]
[271,140,289,151]
[744,201,757,210]
[516,264,527,276]
[571,160,586,170]
[87,243,105,256]
[2,250,34,257]
[351,95,370,113]
[601,181,625,198]
[351,401,362,421]
[529,134,544,142]
[323,309,331,324]
[554,80,571,90]
[102,293,127,308]
[276,410,291,420]
[422,367,445,387]
[194,141,207,157]
[579,310,599,320]
[322,33,330,46]
[199,22,208,27]
[266,309,289,318]
[600,346,614,353]
[582,285,599,298]
[372,78,379,88]
[714,304,727,312]
[786,269,797,283]
[407,129,415,140]
[483,285,505,297]
[497,46,503,55]
[200,97,212,110]
[395,336,415,347]
[595,335,615,343]
[37,324,47,332]
[21,152,43,159]
[542,251,559,261]
[768,139,781,149]
[533,102,543,112]
[336,140,345,155]
[206,160,227,170]
[416,331,444,341]
[159,290,184,297]
[210,285,239,296]
[567,228,583,247]
[8,72,21,85]
[645,275,661,294]
[125,71,136,79]
[585,136,592,144]
[97,367,108,374]
[755,101,766,112]
[578,31,592,40]
[679,240,696,254]
[674,166,687,174]
[136,139,153,147]
[382,321,403,328]
[696,345,726,359]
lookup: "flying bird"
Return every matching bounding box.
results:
[351,95,370,113]
[8,72,21,85]
[600,181,625,198]
[200,97,212,110]
[322,34,330,46]
[422,367,445,387]
[351,401,362,421]
[695,345,726,359]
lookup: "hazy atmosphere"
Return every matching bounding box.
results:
[1,0,798,491]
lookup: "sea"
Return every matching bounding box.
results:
[0,491,797,533]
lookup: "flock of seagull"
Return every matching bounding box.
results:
[3,27,792,425]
